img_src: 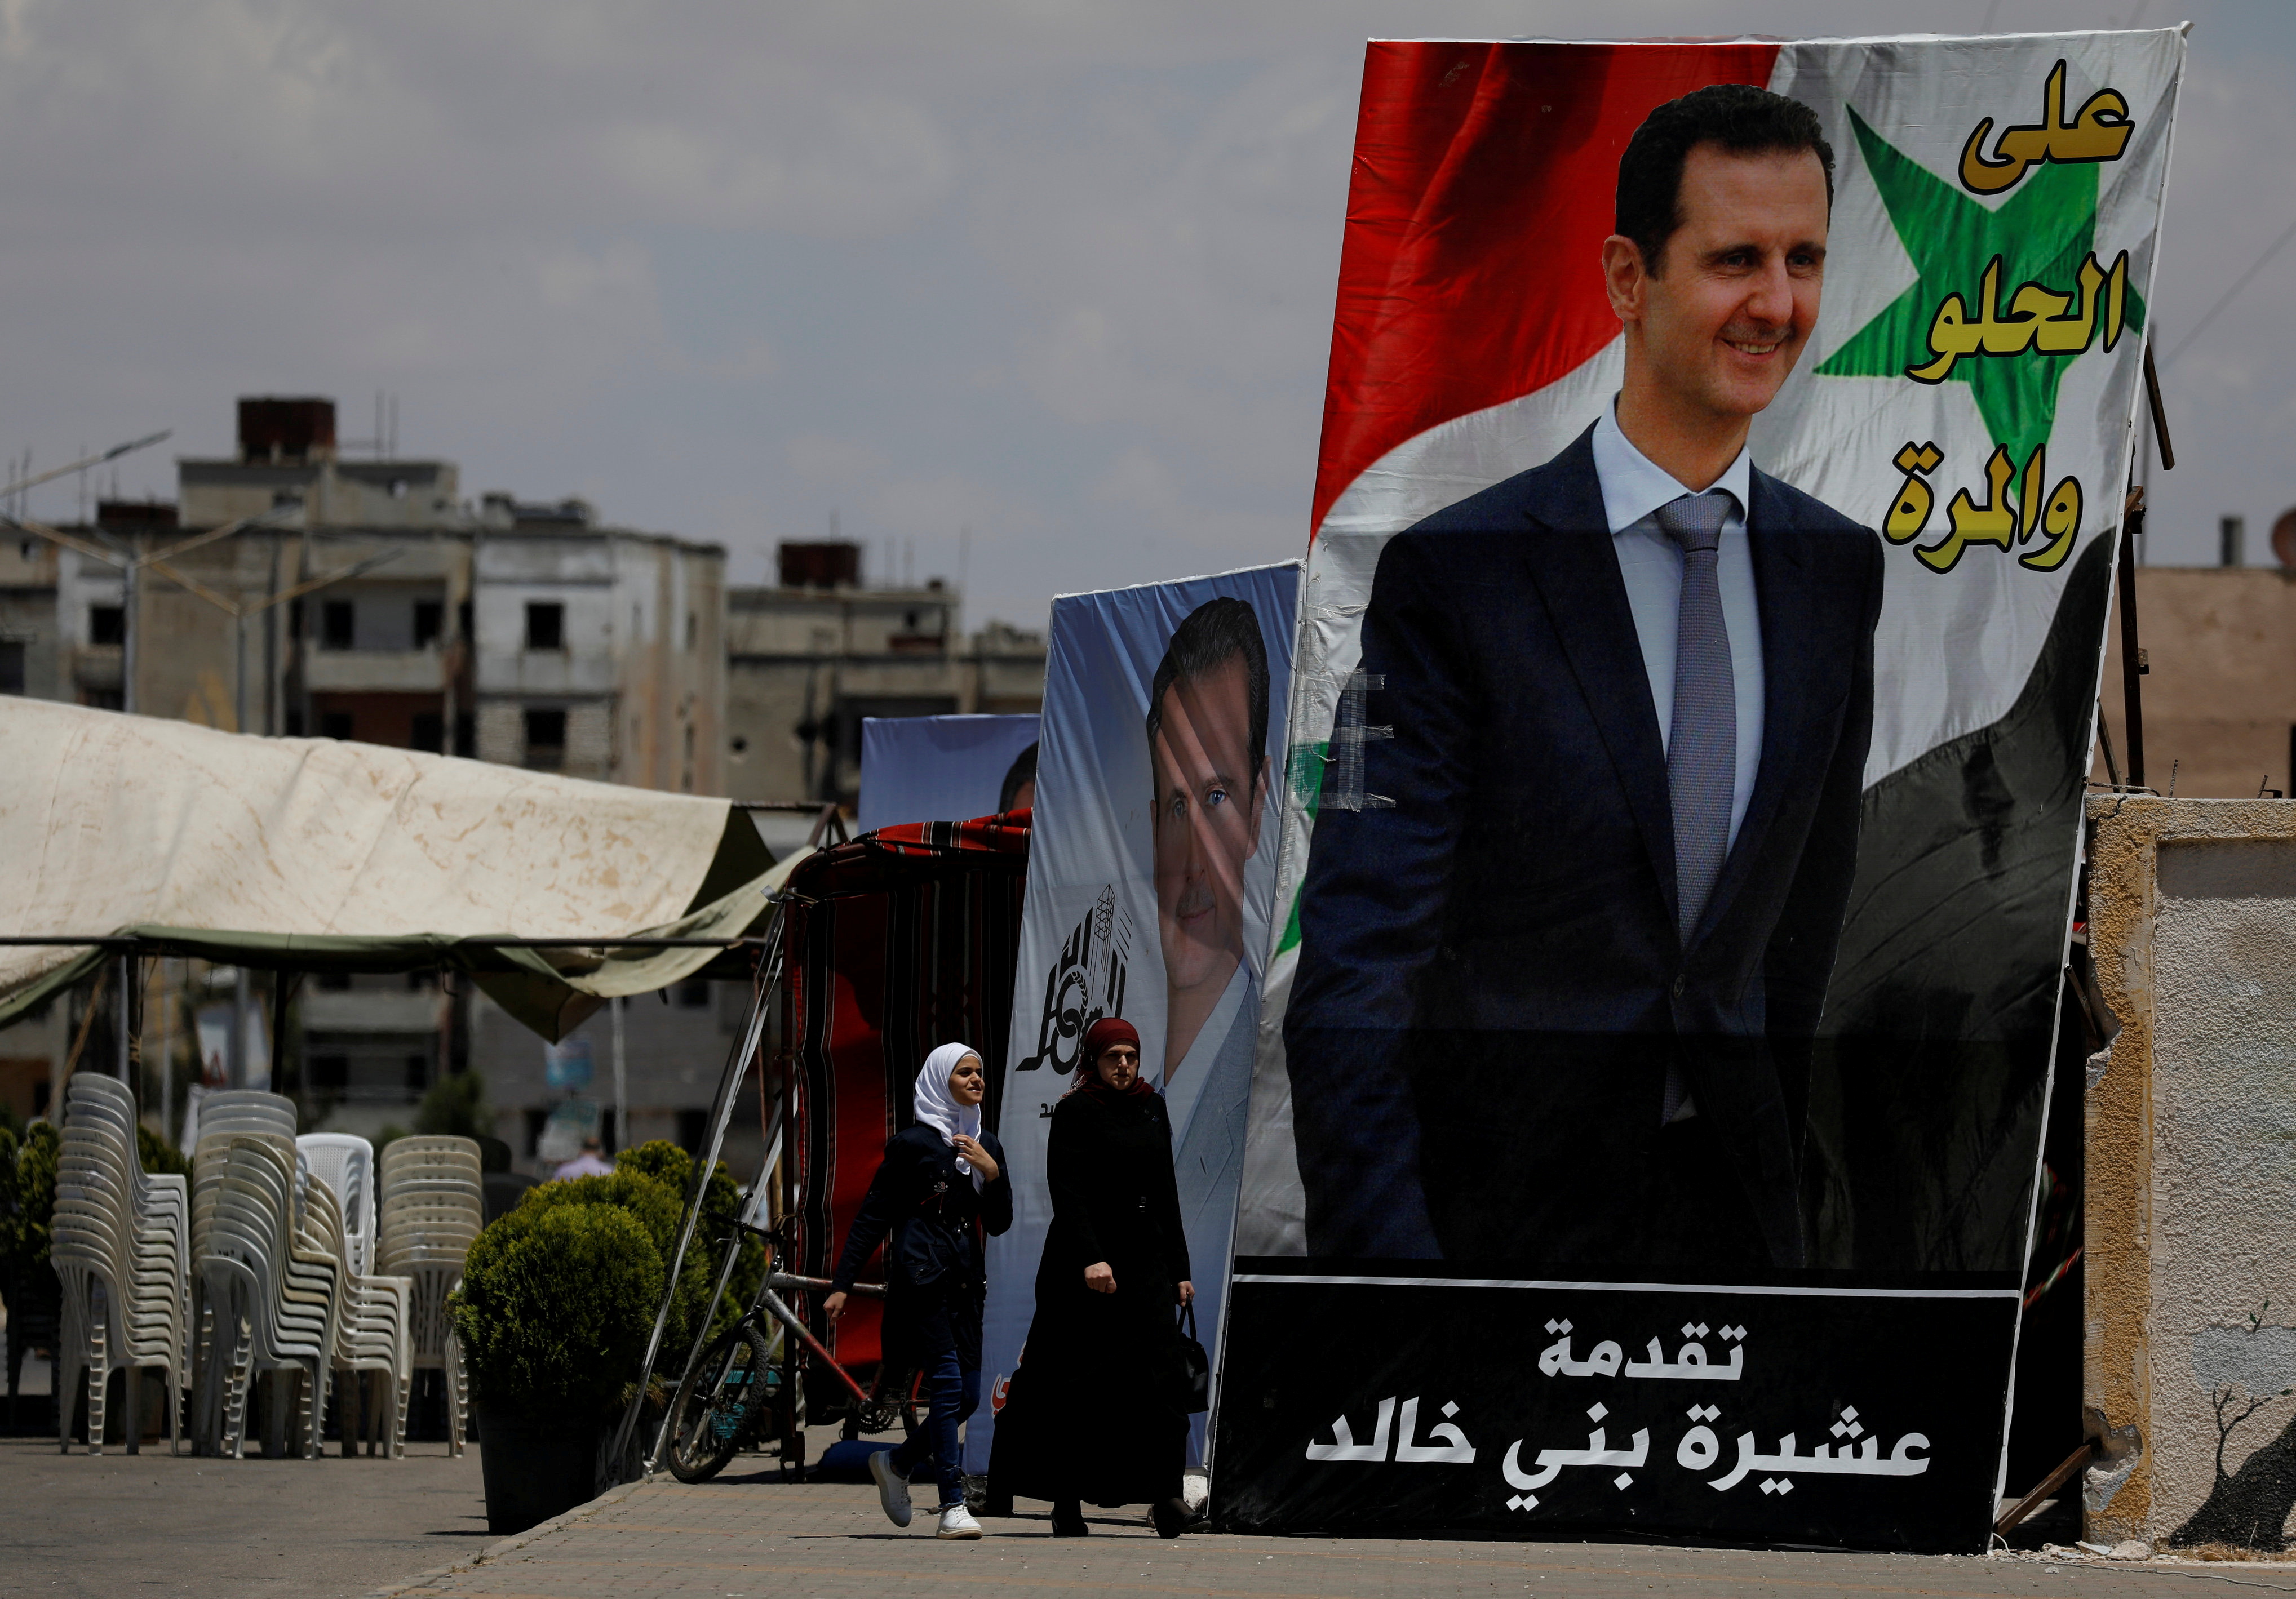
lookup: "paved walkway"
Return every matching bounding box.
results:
[0,1432,487,1598]
[383,1467,2296,1599]
[11,1423,2296,1598]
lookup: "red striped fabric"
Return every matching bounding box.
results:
[775,811,1029,1368]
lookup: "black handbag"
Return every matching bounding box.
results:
[1173,1303,1211,1413]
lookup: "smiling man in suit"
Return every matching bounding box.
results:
[1285,83,1883,1272]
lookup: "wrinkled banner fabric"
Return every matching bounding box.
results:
[972,564,1301,1473]
[1220,32,2182,1549]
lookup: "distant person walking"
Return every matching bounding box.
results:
[987,1017,1194,1539]
[827,1042,1013,1540]
[551,1135,612,1180]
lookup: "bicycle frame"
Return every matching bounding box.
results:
[649,1215,888,1477]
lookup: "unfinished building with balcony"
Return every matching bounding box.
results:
[0,395,730,1169]
[725,540,1047,806]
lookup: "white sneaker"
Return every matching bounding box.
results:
[937,1503,984,1540]
[868,1449,912,1528]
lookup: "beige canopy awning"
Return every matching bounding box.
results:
[0,697,808,1041]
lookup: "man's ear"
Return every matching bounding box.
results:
[1602,234,1649,325]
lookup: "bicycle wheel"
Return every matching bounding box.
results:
[664,1324,775,1483]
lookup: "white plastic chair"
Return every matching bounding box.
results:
[298,1135,376,1278]
[375,1136,483,1455]
[300,1147,412,1456]
[52,1074,188,1455]
[196,1134,342,1458]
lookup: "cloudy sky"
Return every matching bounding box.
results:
[1,1,2284,632]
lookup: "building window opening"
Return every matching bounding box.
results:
[0,639,23,694]
[322,599,356,650]
[88,605,124,647]
[523,707,568,770]
[526,602,565,651]
[414,599,444,649]
[411,711,444,753]
[319,710,354,741]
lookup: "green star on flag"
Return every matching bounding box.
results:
[1815,105,2146,464]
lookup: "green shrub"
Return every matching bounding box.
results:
[453,1159,732,1424]
[451,1202,664,1424]
[520,1170,684,1264]
[613,1140,765,1344]
[2,1122,60,1274]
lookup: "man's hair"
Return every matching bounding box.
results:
[1615,84,1834,277]
[998,740,1038,814]
[1145,597,1269,790]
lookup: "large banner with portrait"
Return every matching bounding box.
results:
[973,563,1302,1471]
[1219,32,2183,1549]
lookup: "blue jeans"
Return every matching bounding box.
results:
[887,1346,978,1507]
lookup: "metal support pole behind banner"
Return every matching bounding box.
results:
[2118,343,2175,792]
[780,980,803,1478]
[2119,494,2147,791]
[158,960,174,1145]
[274,974,298,1121]
[231,967,250,1088]
[608,905,786,1478]
[611,995,627,1153]
[115,954,133,1082]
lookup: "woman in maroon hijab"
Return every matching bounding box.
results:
[986,1017,1195,1538]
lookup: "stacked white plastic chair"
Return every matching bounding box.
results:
[187,1091,309,1455]
[50,1074,190,1454]
[188,1090,298,1450]
[298,1134,413,1456]
[203,1129,352,1458]
[297,1134,377,1277]
[375,1136,483,1456]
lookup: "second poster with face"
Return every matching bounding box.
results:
[973,562,1301,1471]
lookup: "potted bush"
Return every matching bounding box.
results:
[1,1120,62,1434]
[451,1191,665,1533]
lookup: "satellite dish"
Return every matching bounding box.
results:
[2275,508,2296,570]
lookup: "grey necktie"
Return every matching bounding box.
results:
[1655,489,1737,944]
[1654,489,1735,1127]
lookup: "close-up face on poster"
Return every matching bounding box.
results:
[1216,30,2184,1550]
[975,562,1301,1471]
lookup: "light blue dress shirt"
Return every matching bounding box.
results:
[1590,401,1766,850]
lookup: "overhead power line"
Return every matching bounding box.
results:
[2163,211,2296,371]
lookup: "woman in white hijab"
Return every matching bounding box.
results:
[826,1042,1013,1539]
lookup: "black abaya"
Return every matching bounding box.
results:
[989,1084,1190,1509]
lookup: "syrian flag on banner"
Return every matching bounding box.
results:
[1240,32,2185,1267]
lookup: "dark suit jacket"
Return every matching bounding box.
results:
[1284,424,1882,1268]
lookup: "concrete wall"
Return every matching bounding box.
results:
[2086,796,2296,1551]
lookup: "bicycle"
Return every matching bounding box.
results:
[659,1217,919,1483]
